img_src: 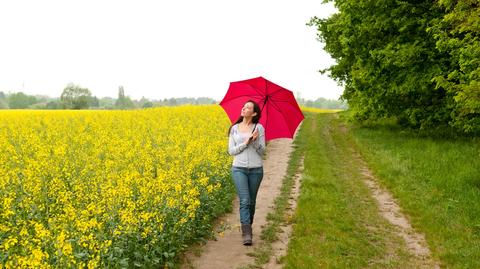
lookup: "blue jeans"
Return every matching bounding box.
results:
[231,166,264,225]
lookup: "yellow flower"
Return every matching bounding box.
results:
[0,106,233,267]
[2,237,18,251]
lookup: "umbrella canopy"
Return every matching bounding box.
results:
[219,76,304,141]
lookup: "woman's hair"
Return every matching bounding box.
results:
[227,100,262,136]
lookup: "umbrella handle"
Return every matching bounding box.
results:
[253,95,266,134]
[252,93,265,135]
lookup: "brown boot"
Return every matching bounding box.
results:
[241,224,252,245]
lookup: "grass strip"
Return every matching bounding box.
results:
[283,112,418,268]
[348,113,480,268]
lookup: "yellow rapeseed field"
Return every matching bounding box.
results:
[300,106,342,114]
[0,105,234,268]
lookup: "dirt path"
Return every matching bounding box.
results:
[182,138,296,269]
[356,154,440,268]
[338,119,439,268]
[264,157,304,269]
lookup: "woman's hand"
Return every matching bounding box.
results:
[245,129,259,145]
[251,129,259,141]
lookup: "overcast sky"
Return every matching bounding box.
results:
[0,0,341,101]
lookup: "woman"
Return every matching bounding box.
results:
[227,100,266,246]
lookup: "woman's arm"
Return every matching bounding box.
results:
[253,125,266,156]
[228,128,248,156]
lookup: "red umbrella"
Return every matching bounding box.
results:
[219,76,304,141]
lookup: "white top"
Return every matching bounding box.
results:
[228,123,266,168]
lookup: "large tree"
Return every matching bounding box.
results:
[60,83,92,109]
[430,0,480,133]
[310,0,478,133]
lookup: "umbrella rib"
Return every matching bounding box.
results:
[268,88,287,97]
[268,100,295,135]
[220,94,264,104]
[239,81,264,97]
[265,99,269,137]
[253,84,265,96]
[267,98,296,103]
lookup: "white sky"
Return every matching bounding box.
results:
[0,0,342,101]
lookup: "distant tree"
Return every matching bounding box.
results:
[0,99,7,109]
[60,83,92,109]
[297,97,347,110]
[195,97,217,105]
[147,97,217,106]
[34,95,49,104]
[309,97,348,110]
[0,91,7,108]
[8,92,37,109]
[30,103,48,109]
[136,96,149,108]
[89,96,100,108]
[99,97,116,109]
[115,86,135,109]
[46,101,60,109]
[142,101,154,108]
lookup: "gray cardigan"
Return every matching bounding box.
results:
[228,123,266,168]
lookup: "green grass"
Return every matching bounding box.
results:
[348,113,480,268]
[283,112,417,268]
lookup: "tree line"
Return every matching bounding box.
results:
[297,97,348,110]
[0,84,217,110]
[0,84,347,110]
[310,0,479,134]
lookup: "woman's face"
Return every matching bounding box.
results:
[241,102,257,118]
